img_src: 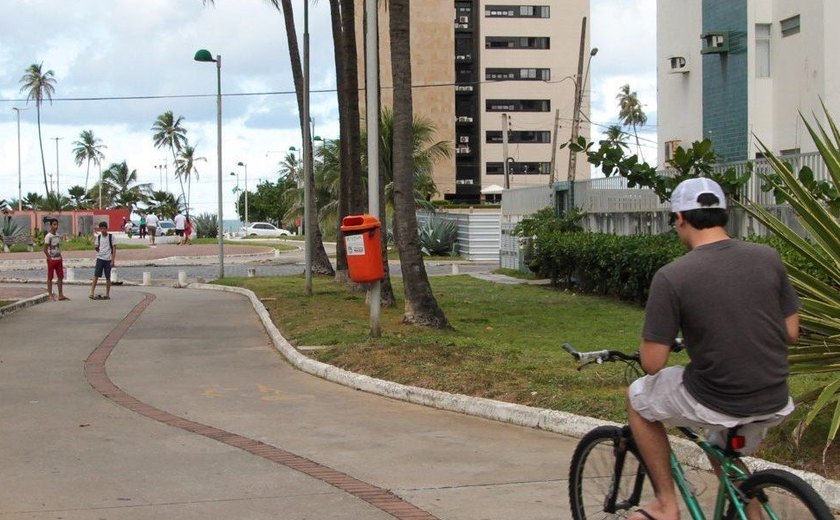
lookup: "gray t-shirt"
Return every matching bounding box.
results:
[643,239,800,417]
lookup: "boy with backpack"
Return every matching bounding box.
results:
[90,221,116,300]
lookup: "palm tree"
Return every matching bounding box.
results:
[41,193,72,212]
[616,84,648,160]
[151,110,189,204]
[145,190,181,219]
[72,130,107,193]
[19,63,57,195]
[603,124,629,149]
[174,145,205,215]
[22,192,44,211]
[102,162,151,212]
[389,0,450,329]
[67,185,90,209]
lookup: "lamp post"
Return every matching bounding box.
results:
[237,161,248,226]
[11,107,28,211]
[567,16,597,210]
[365,0,381,336]
[229,171,240,224]
[52,137,64,196]
[194,48,225,279]
[302,0,313,295]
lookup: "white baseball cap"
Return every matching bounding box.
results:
[670,177,727,213]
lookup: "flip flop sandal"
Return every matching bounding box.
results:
[89,294,96,300]
[635,510,657,520]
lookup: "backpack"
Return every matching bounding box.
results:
[96,233,114,251]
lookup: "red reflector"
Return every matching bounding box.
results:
[730,435,746,450]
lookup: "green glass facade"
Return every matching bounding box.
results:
[702,0,749,161]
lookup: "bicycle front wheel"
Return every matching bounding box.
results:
[569,425,655,519]
[725,469,834,519]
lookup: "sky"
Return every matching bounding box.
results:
[0,0,657,215]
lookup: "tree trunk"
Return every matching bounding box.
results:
[330,0,349,282]
[388,0,450,328]
[280,0,334,276]
[379,118,396,307]
[36,104,49,196]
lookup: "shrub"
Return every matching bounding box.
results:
[192,213,218,239]
[418,217,458,256]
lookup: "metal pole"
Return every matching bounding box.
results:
[502,113,510,189]
[53,137,63,196]
[244,163,249,226]
[98,163,102,209]
[12,107,27,211]
[303,0,313,295]
[549,108,560,185]
[567,16,587,210]
[365,0,381,338]
[216,55,225,279]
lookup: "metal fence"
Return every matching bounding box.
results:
[417,210,501,262]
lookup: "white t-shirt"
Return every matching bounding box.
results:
[44,232,62,258]
[95,233,115,261]
[145,214,159,227]
[174,213,186,230]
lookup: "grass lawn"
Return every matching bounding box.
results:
[191,238,297,252]
[0,300,13,308]
[216,274,839,479]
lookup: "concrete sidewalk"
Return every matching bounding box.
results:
[0,284,576,519]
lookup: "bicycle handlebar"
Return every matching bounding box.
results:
[563,339,684,366]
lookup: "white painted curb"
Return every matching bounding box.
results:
[0,292,49,319]
[191,283,840,510]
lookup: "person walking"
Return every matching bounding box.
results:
[90,221,117,300]
[43,218,69,301]
[184,217,193,245]
[626,178,800,520]
[145,212,159,246]
[174,211,186,246]
[139,213,147,239]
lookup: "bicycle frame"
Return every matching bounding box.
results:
[672,427,752,520]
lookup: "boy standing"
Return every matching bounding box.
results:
[43,218,69,301]
[90,221,117,300]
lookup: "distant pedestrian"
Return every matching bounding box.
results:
[174,211,186,245]
[43,218,69,301]
[184,217,193,245]
[90,221,116,300]
[146,212,159,246]
[139,213,147,239]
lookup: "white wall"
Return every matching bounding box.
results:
[656,0,703,163]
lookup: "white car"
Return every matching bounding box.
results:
[243,222,292,237]
[156,220,176,236]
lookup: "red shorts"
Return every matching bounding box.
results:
[47,258,64,280]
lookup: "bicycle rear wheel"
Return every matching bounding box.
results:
[725,469,834,519]
[569,425,655,519]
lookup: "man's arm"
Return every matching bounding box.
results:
[639,339,671,375]
[785,313,799,344]
[111,241,117,265]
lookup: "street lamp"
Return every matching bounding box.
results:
[194,48,225,279]
[237,161,248,226]
[11,107,28,211]
[52,137,64,196]
[229,171,240,223]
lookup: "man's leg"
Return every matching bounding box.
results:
[627,392,680,520]
[46,261,54,300]
[91,260,101,297]
[104,264,111,298]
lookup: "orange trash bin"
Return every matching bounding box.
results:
[340,214,384,283]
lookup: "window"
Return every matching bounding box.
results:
[663,140,682,161]
[486,99,550,112]
[485,5,549,18]
[485,36,550,49]
[485,68,550,81]
[486,131,551,144]
[486,162,551,175]
[780,15,800,37]
[755,24,771,77]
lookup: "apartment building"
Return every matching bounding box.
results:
[658,0,840,163]
[357,1,590,203]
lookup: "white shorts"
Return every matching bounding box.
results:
[628,366,794,455]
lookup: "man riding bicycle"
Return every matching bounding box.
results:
[626,178,801,520]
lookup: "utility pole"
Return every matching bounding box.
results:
[502,113,510,189]
[52,137,64,196]
[12,107,28,211]
[48,173,55,195]
[567,16,587,210]
[549,108,561,185]
[365,0,381,337]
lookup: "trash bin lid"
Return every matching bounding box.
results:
[341,214,380,232]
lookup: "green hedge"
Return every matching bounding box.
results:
[525,228,827,306]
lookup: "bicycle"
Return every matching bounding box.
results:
[562,343,835,520]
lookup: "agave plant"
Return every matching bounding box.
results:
[738,104,840,458]
[418,217,458,256]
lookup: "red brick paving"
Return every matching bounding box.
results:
[1,243,273,262]
[84,291,440,520]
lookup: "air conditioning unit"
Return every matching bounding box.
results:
[458,16,469,23]
[456,116,474,123]
[664,139,682,161]
[459,136,470,143]
[701,32,729,54]
[455,23,468,29]
[667,56,689,73]
[456,146,471,154]
[456,54,466,61]
[455,85,474,92]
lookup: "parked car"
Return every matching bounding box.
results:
[243,222,292,237]
[156,220,176,236]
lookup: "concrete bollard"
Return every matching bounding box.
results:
[110,269,119,283]
[247,268,256,277]
[142,272,151,286]
[66,267,75,282]
[451,263,460,274]
[274,248,281,258]
[178,271,188,286]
